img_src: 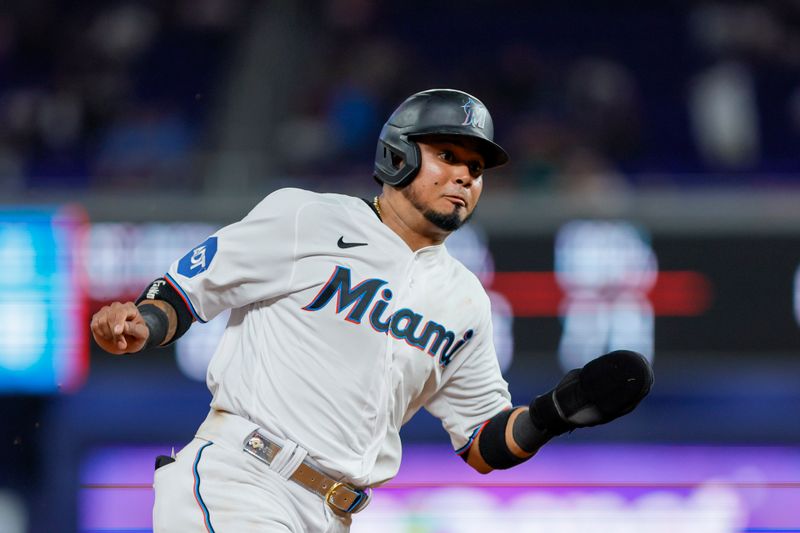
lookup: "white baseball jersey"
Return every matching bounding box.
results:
[165,188,511,486]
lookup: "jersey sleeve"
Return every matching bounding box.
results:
[164,188,306,322]
[424,290,513,454]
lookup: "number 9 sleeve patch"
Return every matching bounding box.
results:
[177,237,218,278]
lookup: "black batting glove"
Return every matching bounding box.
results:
[528,350,654,436]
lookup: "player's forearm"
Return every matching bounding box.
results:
[135,277,196,347]
[465,407,553,474]
[466,350,653,474]
[510,407,553,455]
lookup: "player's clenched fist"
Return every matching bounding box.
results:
[90,301,150,354]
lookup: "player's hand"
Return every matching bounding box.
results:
[90,301,150,354]
[528,350,654,436]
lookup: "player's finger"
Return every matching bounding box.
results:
[123,321,149,340]
[93,310,115,341]
[91,320,109,345]
[89,314,101,337]
[115,301,139,318]
[108,302,139,336]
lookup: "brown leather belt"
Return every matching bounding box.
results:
[242,430,371,516]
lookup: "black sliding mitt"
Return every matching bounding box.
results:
[529,350,654,436]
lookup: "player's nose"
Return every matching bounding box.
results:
[452,163,475,187]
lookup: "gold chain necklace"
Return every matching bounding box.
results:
[373,195,382,219]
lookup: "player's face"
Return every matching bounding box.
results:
[402,137,485,232]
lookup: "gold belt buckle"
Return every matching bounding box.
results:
[325,481,371,515]
[244,429,371,515]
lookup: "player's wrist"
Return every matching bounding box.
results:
[138,303,169,349]
[136,278,192,344]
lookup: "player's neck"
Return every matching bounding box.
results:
[377,193,448,251]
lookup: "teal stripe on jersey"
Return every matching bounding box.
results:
[192,442,215,532]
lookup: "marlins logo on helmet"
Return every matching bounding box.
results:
[461,98,487,129]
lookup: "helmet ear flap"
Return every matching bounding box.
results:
[374,134,421,187]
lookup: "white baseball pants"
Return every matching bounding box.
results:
[152,411,351,532]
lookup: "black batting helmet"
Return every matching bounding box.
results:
[374,89,509,187]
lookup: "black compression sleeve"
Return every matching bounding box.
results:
[136,277,194,344]
[512,408,555,453]
[139,304,169,349]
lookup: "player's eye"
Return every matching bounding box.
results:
[439,150,455,163]
[469,161,484,176]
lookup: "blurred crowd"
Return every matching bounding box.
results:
[0,0,246,192]
[1,0,799,196]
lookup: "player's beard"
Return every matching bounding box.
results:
[401,186,472,232]
[424,206,471,232]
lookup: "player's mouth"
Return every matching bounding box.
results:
[443,195,467,209]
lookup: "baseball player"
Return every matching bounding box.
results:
[90,89,653,532]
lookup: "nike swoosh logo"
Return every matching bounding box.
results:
[337,236,368,249]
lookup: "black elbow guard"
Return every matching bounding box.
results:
[136,277,194,344]
[476,410,527,470]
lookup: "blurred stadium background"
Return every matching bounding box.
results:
[1,1,800,531]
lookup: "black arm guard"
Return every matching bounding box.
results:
[529,350,654,436]
[136,277,194,345]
